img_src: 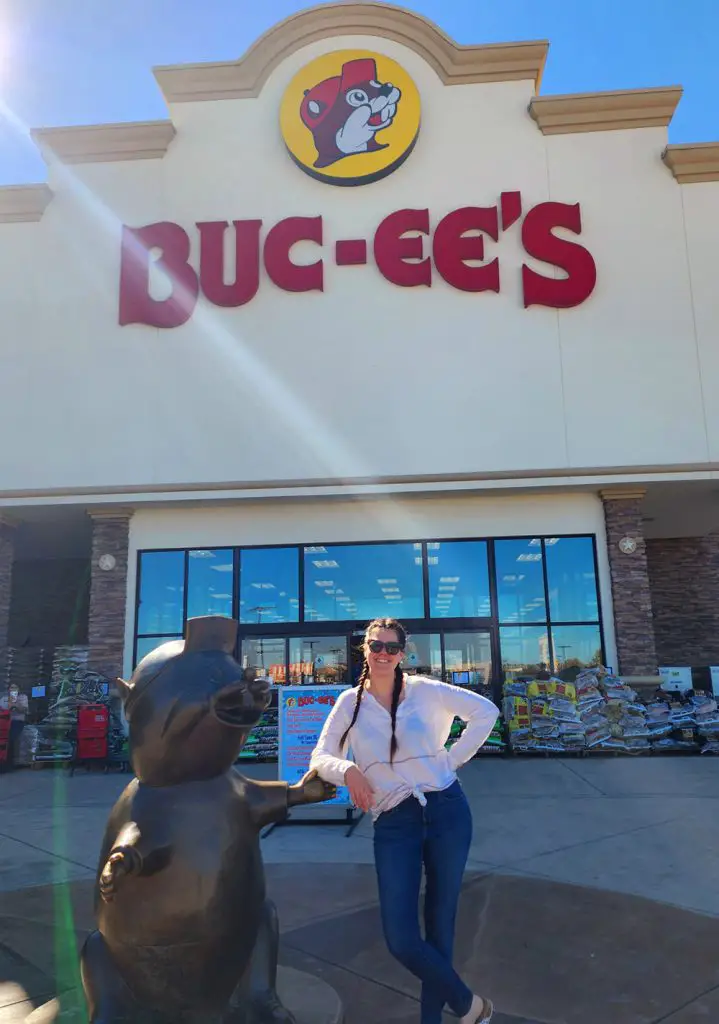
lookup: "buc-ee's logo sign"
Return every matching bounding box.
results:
[280,50,420,186]
[117,50,597,328]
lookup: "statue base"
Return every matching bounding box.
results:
[15,968,343,1023]
[277,966,344,1024]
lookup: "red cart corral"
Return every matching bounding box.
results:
[74,704,109,770]
[0,710,10,766]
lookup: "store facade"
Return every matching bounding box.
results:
[1,3,718,741]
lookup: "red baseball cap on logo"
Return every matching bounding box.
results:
[300,58,379,129]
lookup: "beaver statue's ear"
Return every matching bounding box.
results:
[116,677,134,703]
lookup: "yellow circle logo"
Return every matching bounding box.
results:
[280,50,421,186]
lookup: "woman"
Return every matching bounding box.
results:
[0,684,29,769]
[309,617,499,1024]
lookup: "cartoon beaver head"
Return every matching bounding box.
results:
[300,57,402,169]
[119,616,271,786]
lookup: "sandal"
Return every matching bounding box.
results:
[469,997,494,1023]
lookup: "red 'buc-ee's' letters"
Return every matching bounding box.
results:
[118,196,597,327]
[521,202,597,309]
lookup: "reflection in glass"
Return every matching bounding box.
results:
[288,636,348,685]
[241,637,287,684]
[551,625,603,681]
[495,540,546,623]
[137,551,185,635]
[443,632,493,688]
[134,634,182,667]
[428,541,490,619]
[240,548,299,624]
[404,634,442,679]
[500,626,551,681]
[303,543,424,622]
[545,537,599,623]
[187,549,234,620]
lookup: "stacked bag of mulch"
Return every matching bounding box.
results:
[577,668,651,754]
[647,690,718,753]
[502,666,716,756]
[694,694,719,753]
[503,667,653,754]
[503,682,532,750]
[503,677,584,753]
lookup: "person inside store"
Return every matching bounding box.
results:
[0,683,29,769]
[309,617,499,1024]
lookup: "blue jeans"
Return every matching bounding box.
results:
[6,720,24,768]
[373,781,474,1023]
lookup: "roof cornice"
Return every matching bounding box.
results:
[153,2,548,103]
[663,142,719,183]
[30,120,176,165]
[530,86,683,135]
[0,184,54,224]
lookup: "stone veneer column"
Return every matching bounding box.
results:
[647,532,719,666]
[0,515,16,653]
[87,508,133,682]
[600,488,657,676]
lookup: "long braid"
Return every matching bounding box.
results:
[389,664,403,763]
[339,661,369,752]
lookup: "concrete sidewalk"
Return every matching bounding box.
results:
[1,757,718,1022]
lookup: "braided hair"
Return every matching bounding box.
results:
[340,618,407,763]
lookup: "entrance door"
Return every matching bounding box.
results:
[441,631,493,693]
[350,630,444,684]
[349,629,492,691]
[239,635,351,686]
[288,635,349,686]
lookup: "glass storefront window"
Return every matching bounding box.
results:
[428,541,490,619]
[241,637,287,684]
[500,626,551,682]
[545,537,599,623]
[303,543,424,622]
[187,549,234,620]
[495,539,547,623]
[288,636,348,685]
[240,548,299,625]
[405,633,442,678]
[550,625,602,681]
[135,533,604,705]
[135,634,182,666]
[137,551,185,635]
[443,631,493,688]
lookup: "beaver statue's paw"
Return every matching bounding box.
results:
[99,847,141,902]
[288,769,337,807]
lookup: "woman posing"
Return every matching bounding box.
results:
[309,618,499,1024]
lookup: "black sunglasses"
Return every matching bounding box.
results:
[367,640,404,655]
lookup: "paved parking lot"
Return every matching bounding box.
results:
[1,756,718,1022]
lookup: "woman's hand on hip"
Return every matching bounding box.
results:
[344,766,375,813]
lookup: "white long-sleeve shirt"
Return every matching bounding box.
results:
[309,675,499,819]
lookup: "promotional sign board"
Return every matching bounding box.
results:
[658,667,693,692]
[709,668,719,697]
[277,685,351,808]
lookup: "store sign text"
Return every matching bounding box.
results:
[118,192,597,328]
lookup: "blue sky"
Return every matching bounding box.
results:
[0,0,717,185]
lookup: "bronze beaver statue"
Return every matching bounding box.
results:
[79,615,336,1023]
